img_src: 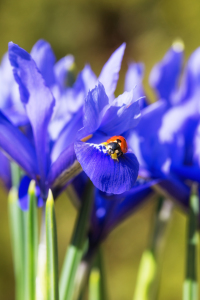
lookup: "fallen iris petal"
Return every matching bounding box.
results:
[74,142,139,194]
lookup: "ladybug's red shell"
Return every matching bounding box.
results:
[106,136,128,154]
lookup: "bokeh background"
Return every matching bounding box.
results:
[0,0,200,299]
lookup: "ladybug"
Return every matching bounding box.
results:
[102,136,128,161]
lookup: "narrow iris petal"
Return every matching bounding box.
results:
[124,62,147,109]
[83,82,109,133]
[51,110,83,162]
[99,89,141,136]
[9,42,56,189]
[159,95,199,144]
[30,39,56,88]
[98,43,126,101]
[82,64,97,92]
[0,111,38,177]
[74,142,139,194]
[149,42,184,102]
[0,53,27,126]
[54,54,74,90]
[174,47,200,104]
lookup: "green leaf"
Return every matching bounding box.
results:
[26,180,38,300]
[10,161,21,188]
[8,187,26,300]
[183,183,199,300]
[133,250,156,300]
[59,181,94,300]
[46,190,59,300]
[133,197,173,300]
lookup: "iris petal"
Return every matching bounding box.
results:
[54,54,74,90]
[74,141,139,194]
[149,42,184,102]
[99,89,141,136]
[82,64,97,92]
[51,110,83,162]
[48,144,81,193]
[30,39,56,88]
[98,43,126,101]
[124,62,147,109]
[9,42,56,190]
[174,47,200,104]
[0,111,38,177]
[83,82,109,133]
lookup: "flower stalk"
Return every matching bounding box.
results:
[46,190,59,300]
[183,183,199,300]
[133,196,173,300]
[8,187,26,300]
[26,180,38,300]
[59,181,94,300]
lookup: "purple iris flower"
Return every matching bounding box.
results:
[0,40,141,209]
[0,41,81,206]
[126,41,191,208]
[74,81,141,194]
[157,45,200,185]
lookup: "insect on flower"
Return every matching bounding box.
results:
[102,136,128,161]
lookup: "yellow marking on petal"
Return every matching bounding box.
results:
[101,142,108,146]
[81,134,93,142]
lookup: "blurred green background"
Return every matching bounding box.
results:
[0,0,200,299]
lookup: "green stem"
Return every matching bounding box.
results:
[10,161,21,188]
[133,197,173,300]
[95,247,108,300]
[59,181,94,300]
[26,180,38,300]
[8,187,26,300]
[46,190,59,300]
[89,268,100,300]
[36,205,47,300]
[183,183,199,300]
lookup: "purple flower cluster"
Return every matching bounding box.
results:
[0,39,199,247]
[0,40,141,204]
